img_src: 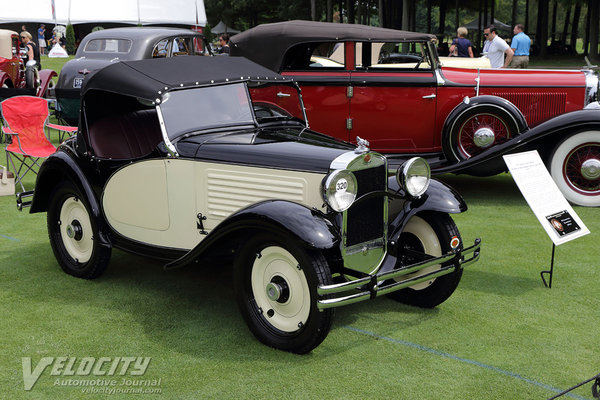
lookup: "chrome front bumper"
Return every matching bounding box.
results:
[317,238,481,310]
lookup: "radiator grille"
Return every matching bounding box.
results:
[345,165,386,247]
[207,171,305,217]
[491,92,567,127]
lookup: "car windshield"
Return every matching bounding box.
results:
[248,83,306,123]
[159,83,255,140]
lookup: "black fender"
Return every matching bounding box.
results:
[387,177,466,244]
[165,200,342,270]
[441,95,528,166]
[434,109,600,176]
[30,147,111,247]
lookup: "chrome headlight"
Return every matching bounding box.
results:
[397,157,431,197]
[323,169,357,212]
[584,70,599,106]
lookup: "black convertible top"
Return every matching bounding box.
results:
[81,56,291,101]
[230,20,436,71]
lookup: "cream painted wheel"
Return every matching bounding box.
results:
[550,131,600,207]
[59,197,94,263]
[234,233,334,354]
[250,246,311,332]
[48,182,111,279]
[387,212,463,308]
[400,216,442,290]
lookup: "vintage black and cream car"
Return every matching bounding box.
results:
[21,56,480,353]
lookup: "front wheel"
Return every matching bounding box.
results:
[445,105,519,162]
[25,68,37,89]
[233,233,334,354]
[549,131,600,207]
[387,213,463,308]
[47,182,111,279]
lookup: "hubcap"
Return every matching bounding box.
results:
[59,197,93,263]
[563,143,600,194]
[581,158,600,180]
[250,246,310,332]
[473,127,495,148]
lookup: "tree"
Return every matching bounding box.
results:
[590,0,599,61]
[65,24,76,55]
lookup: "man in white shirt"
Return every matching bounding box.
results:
[483,25,514,68]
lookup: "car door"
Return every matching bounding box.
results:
[279,41,351,142]
[349,41,438,153]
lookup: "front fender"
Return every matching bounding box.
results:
[37,69,57,97]
[387,177,466,243]
[435,109,600,175]
[165,200,342,270]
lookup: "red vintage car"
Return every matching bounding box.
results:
[0,29,56,98]
[230,20,600,207]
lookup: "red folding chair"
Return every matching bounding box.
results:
[1,96,76,191]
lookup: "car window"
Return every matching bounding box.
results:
[357,42,433,70]
[84,39,132,53]
[159,83,255,140]
[152,39,169,58]
[172,37,192,56]
[249,84,306,122]
[282,42,344,71]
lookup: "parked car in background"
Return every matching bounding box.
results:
[0,29,56,99]
[55,27,211,125]
[231,20,600,206]
[19,56,480,353]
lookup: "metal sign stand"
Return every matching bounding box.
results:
[540,244,556,288]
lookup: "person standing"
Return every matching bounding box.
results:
[20,31,41,69]
[37,24,46,56]
[218,34,230,55]
[483,25,513,68]
[449,27,474,58]
[510,24,531,69]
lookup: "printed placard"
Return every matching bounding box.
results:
[503,151,589,245]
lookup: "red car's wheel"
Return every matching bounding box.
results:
[446,105,520,163]
[550,131,600,206]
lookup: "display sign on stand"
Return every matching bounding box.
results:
[503,151,590,287]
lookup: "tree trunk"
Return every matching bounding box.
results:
[311,0,317,21]
[536,0,549,57]
[347,0,355,23]
[551,0,557,41]
[491,0,495,26]
[511,0,518,27]
[339,0,344,23]
[327,0,333,22]
[570,2,581,53]
[403,0,409,30]
[525,0,529,32]
[483,0,488,28]
[478,0,483,50]
[379,0,384,27]
[584,0,591,55]
[427,0,432,33]
[357,0,363,25]
[590,0,599,61]
[439,0,447,35]
[562,6,571,44]
[455,0,459,31]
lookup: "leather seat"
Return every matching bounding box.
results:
[89,109,163,159]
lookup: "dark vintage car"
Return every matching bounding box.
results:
[230,20,600,207]
[18,56,480,353]
[0,29,56,99]
[55,27,211,125]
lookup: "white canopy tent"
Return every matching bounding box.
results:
[0,0,207,26]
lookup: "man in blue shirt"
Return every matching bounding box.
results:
[510,24,531,68]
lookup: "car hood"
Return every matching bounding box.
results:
[440,66,586,87]
[175,126,355,173]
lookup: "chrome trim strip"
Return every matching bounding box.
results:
[155,105,178,158]
[317,238,481,309]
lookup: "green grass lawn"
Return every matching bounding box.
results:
[1,54,599,399]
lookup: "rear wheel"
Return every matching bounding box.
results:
[47,182,111,279]
[234,233,334,354]
[387,213,463,308]
[549,131,600,207]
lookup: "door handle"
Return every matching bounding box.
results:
[277,92,291,97]
[422,94,436,99]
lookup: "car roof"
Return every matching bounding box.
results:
[230,20,436,71]
[76,27,204,59]
[82,56,291,102]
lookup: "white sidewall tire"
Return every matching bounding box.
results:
[550,131,600,207]
[401,215,442,290]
